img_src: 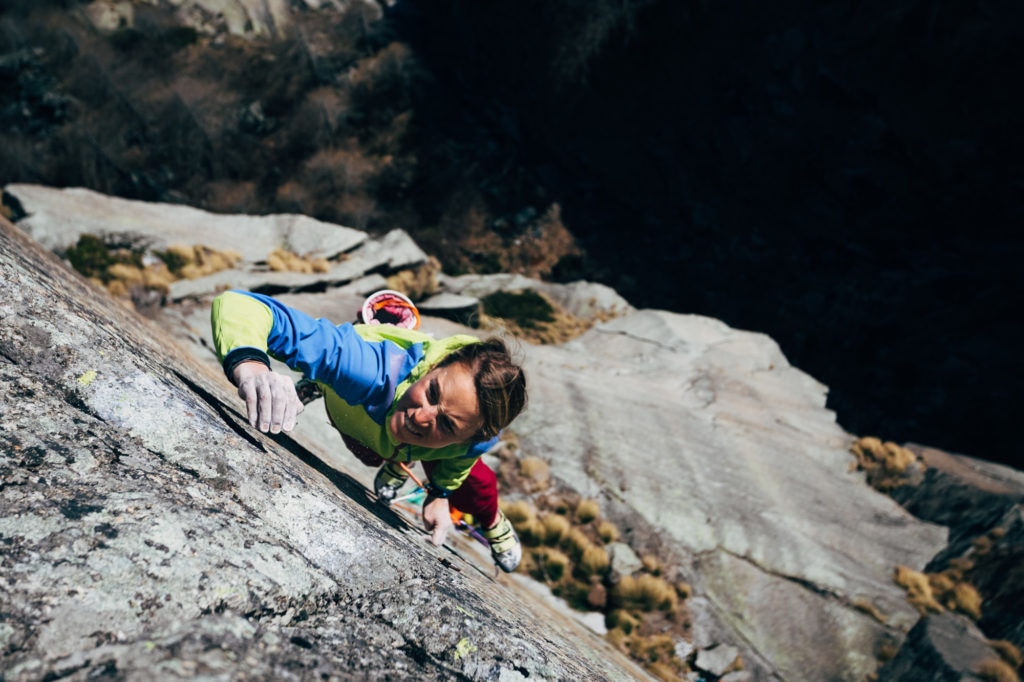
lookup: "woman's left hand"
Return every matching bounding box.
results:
[422,495,453,546]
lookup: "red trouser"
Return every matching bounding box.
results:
[422,458,500,528]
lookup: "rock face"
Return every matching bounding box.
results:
[2,186,1022,681]
[0,217,650,680]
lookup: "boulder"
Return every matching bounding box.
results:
[877,613,1008,682]
[4,184,366,265]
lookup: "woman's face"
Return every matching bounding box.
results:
[389,362,483,449]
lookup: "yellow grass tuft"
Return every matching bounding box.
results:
[929,572,956,597]
[628,633,676,665]
[977,658,1020,682]
[613,573,678,613]
[501,499,536,526]
[530,548,570,582]
[850,436,922,491]
[517,517,545,547]
[893,565,943,614]
[541,513,570,545]
[641,554,664,576]
[562,527,595,561]
[519,456,551,486]
[597,520,620,544]
[578,544,611,577]
[575,498,600,524]
[952,582,983,620]
[267,248,330,273]
[989,640,1023,669]
[606,609,641,634]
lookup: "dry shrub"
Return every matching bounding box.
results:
[641,554,664,576]
[347,42,419,119]
[516,550,538,577]
[613,574,678,613]
[606,625,629,652]
[481,289,593,345]
[553,578,594,611]
[952,582,983,620]
[607,609,641,634]
[577,544,610,578]
[518,456,551,491]
[629,633,676,664]
[267,248,330,273]
[929,572,956,597]
[501,499,536,526]
[530,548,570,582]
[541,513,571,546]
[675,581,692,600]
[386,257,440,300]
[893,566,943,614]
[989,640,1023,669]
[106,262,145,287]
[977,659,1020,682]
[503,500,543,547]
[598,520,620,544]
[850,436,921,491]
[172,245,243,279]
[647,661,685,682]
[499,203,581,280]
[575,498,600,524]
[562,527,594,561]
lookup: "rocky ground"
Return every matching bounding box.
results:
[3,186,1022,681]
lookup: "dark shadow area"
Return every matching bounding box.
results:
[389,0,1024,469]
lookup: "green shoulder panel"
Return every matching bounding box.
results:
[210,291,273,360]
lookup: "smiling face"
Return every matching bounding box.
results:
[389,362,484,449]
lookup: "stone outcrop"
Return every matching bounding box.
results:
[3,185,1022,681]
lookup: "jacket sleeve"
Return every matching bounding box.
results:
[211,290,420,407]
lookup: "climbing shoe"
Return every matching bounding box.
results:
[481,510,522,573]
[374,462,408,505]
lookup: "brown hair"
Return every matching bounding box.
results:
[439,337,527,441]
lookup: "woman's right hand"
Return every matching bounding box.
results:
[233,361,304,434]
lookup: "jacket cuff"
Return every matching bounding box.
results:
[425,481,452,499]
[223,347,271,383]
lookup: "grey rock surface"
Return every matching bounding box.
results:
[514,311,949,680]
[0,217,653,680]
[5,185,1019,682]
[5,183,366,264]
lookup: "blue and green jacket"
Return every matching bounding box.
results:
[210,290,495,492]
